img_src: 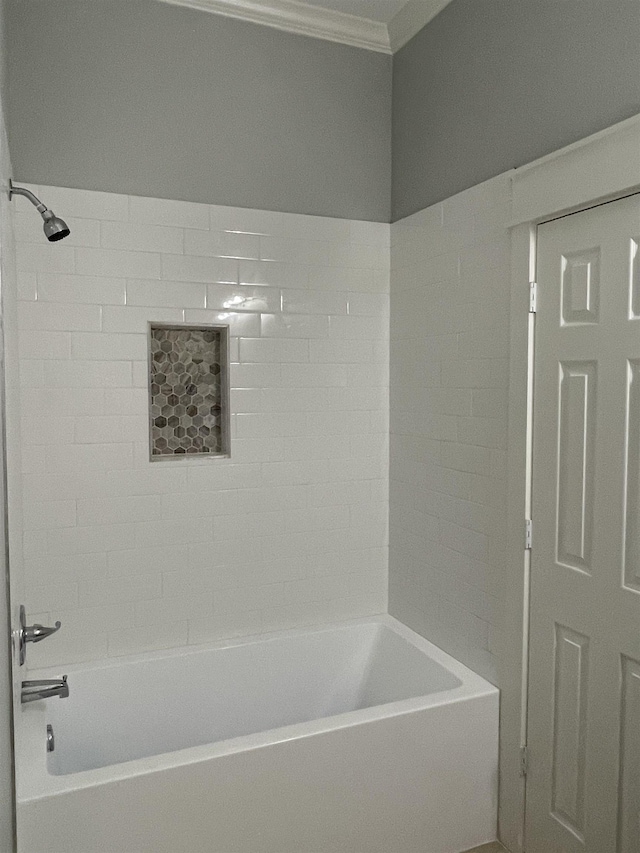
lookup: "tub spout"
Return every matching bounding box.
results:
[21,675,69,704]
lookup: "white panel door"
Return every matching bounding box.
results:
[527,194,640,853]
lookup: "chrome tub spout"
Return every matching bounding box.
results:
[21,676,69,704]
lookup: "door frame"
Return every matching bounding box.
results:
[499,112,640,853]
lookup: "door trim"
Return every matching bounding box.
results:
[499,112,640,853]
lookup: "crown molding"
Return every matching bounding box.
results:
[158,0,392,53]
[387,0,453,52]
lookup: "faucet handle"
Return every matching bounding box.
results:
[18,605,62,666]
[24,621,61,643]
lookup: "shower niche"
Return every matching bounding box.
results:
[148,324,230,460]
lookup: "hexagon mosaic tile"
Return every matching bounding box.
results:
[149,326,228,458]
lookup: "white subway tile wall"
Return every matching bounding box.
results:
[2,130,27,717]
[389,174,511,686]
[14,185,389,667]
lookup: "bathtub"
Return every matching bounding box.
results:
[16,615,498,853]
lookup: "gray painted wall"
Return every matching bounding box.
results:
[6,0,391,222]
[7,1,640,224]
[392,0,640,221]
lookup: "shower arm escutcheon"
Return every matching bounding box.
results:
[18,605,61,666]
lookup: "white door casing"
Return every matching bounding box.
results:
[526,194,640,852]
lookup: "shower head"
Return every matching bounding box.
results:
[9,180,71,242]
[41,209,71,242]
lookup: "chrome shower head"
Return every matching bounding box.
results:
[9,180,71,242]
[41,209,70,242]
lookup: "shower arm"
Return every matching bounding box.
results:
[8,179,70,242]
[9,180,48,215]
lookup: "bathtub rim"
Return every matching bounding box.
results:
[17,614,498,802]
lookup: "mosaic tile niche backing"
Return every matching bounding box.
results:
[149,325,229,458]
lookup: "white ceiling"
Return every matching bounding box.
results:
[160,0,454,53]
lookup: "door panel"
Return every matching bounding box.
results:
[618,656,640,853]
[556,360,597,573]
[624,360,640,594]
[526,194,640,853]
[550,624,589,840]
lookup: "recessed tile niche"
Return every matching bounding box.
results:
[149,325,229,460]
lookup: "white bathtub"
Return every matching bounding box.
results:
[17,615,498,853]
